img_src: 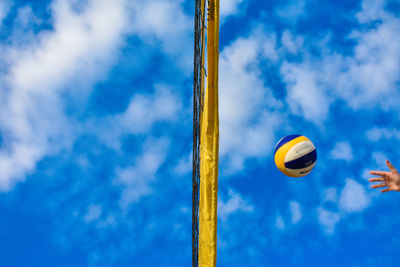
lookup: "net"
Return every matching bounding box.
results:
[194,0,219,266]
[192,0,206,266]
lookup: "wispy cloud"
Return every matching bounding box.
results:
[128,0,192,69]
[118,84,182,134]
[173,151,192,176]
[289,201,302,224]
[218,188,254,222]
[277,0,400,125]
[220,0,246,20]
[275,214,286,230]
[219,28,283,172]
[317,207,340,234]
[317,178,371,234]
[275,0,308,23]
[330,142,353,161]
[366,127,400,141]
[0,0,191,191]
[84,204,103,223]
[322,187,338,203]
[0,0,130,191]
[281,30,304,54]
[280,60,332,124]
[339,178,371,213]
[356,0,387,23]
[117,137,170,208]
[0,0,12,26]
[272,201,303,231]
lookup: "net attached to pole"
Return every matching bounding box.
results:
[193,0,206,266]
[194,0,219,266]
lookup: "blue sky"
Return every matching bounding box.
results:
[0,0,400,266]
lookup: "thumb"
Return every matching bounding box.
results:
[386,160,398,173]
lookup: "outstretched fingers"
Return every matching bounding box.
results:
[369,171,390,177]
[368,161,399,193]
[371,182,387,189]
[368,177,385,182]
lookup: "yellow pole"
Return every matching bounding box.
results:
[199,0,219,266]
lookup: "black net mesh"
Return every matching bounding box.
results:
[193,0,205,266]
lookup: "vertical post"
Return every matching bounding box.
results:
[199,0,219,266]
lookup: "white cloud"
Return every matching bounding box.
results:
[210,0,400,137]
[117,137,170,208]
[339,179,371,212]
[322,187,338,203]
[14,6,41,28]
[336,15,400,109]
[129,0,190,42]
[275,214,285,230]
[0,0,130,191]
[275,0,308,23]
[128,0,192,69]
[96,214,117,229]
[0,0,186,191]
[10,0,128,92]
[0,143,44,190]
[356,0,386,23]
[87,83,183,152]
[318,178,371,234]
[220,0,245,19]
[277,0,400,124]
[317,207,340,234]
[0,0,11,26]
[289,201,302,224]
[218,189,254,221]
[366,127,400,141]
[371,151,389,168]
[271,201,303,232]
[119,84,182,134]
[173,151,192,176]
[84,204,102,223]
[219,29,283,172]
[281,30,304,54]
[280,61,331,124]
[330,142,353,161]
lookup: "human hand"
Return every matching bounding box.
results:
[369,160,400,193]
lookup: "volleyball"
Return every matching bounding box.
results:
[274,135,317,177]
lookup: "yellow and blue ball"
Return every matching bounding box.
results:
[274,135,317,177]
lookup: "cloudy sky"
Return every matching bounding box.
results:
[0,0,400,266]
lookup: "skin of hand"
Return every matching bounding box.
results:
[369,160,400,193]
